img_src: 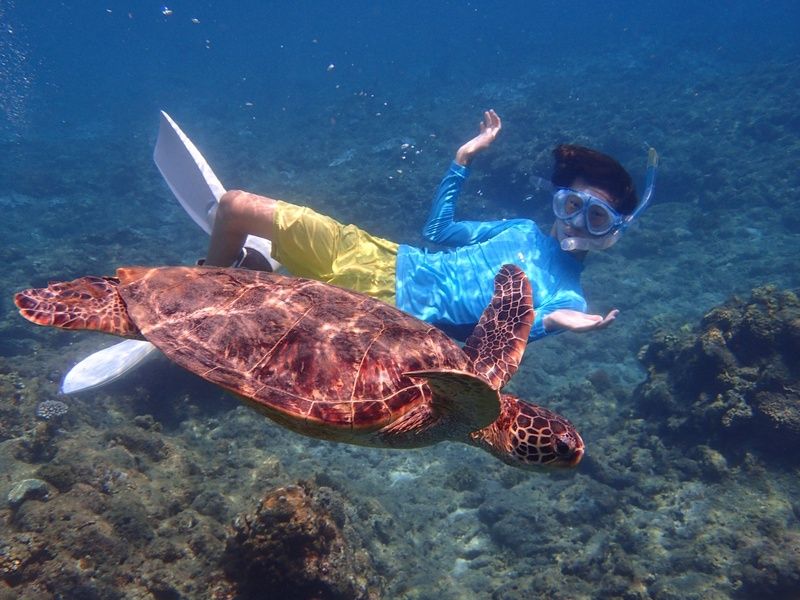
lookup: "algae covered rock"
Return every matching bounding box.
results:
[223,481,381,600]
[7,478,49,509]
[0,533,50,587]
[636,285,800,456]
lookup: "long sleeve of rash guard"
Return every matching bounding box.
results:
[422,161,520,246]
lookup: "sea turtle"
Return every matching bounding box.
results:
[14,264,584,469]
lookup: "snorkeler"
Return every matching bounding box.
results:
[205,109,658,342]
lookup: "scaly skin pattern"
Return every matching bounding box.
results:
[471,394,585,468]
[14,276,139,337]
[463,262,533,390]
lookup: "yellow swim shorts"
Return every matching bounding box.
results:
[271,200,399,305]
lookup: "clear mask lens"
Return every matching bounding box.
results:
[553,189,619,236]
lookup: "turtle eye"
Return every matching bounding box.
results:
[554,437,572,457]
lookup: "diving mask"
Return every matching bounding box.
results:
[556,147,659,252]
[553,189,624,236]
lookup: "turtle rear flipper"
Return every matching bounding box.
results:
[14,276,141,337]
[404,369,500,431]
[463,264,533,390]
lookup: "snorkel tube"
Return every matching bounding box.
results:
[560,147,659,252]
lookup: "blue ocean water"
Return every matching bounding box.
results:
[1,1,799,598]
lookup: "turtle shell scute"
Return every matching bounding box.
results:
[119,268,470,430]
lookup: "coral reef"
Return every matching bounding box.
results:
[34,401,68,422]
[2,303,799,598]
[223,482,381,599]
[636,285,800,457]
[0,375,392,600]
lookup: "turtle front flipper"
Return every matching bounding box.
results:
[463,264,533,390]
[14,276,141,337]
[404,368,500,432]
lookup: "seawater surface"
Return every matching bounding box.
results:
[1,1,798,598]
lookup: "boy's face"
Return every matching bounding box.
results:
[552,179,619,249]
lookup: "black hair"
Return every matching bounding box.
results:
[551,145,638,215]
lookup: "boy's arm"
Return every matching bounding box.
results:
[528,285,618,340]
[421,164,520,245]
[422,110,509,246]
[532,303,619,339]
[544,308,619,334]
[455,109,502,167]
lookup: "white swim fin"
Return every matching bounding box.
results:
[154,111,278,266]
[61,340,158,394]
[154,110,225,235]
[62,111,278,393]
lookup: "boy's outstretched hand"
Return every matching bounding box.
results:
[455,109,502,166]
[543,308,619,334]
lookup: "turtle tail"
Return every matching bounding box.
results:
[14,276,142,338]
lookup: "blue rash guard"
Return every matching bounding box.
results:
[395,161,587,342]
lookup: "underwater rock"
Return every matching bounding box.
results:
[636,285,800,457]
[0,374,40,444]
[7,478,49,509]
[6,482,133,594]
[0,534,50,587]
[35,461,78,492]
[15,421,62,463]
[104,426,170,462]
[692,445,730,480]
[106,496,155,546]
[191,489,232,522]
[132,413,162,432]
[223,482,381,600]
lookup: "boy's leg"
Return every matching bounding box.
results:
[206,193,398,304]
[271,201,398,304]
[206,190,278,267]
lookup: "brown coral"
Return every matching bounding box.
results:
[222,482,380,600]
[636,286,800,456]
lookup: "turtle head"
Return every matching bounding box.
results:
[470,394,584,470]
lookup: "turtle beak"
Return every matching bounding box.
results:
[566,431,585,467]
[568,446,584,467]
